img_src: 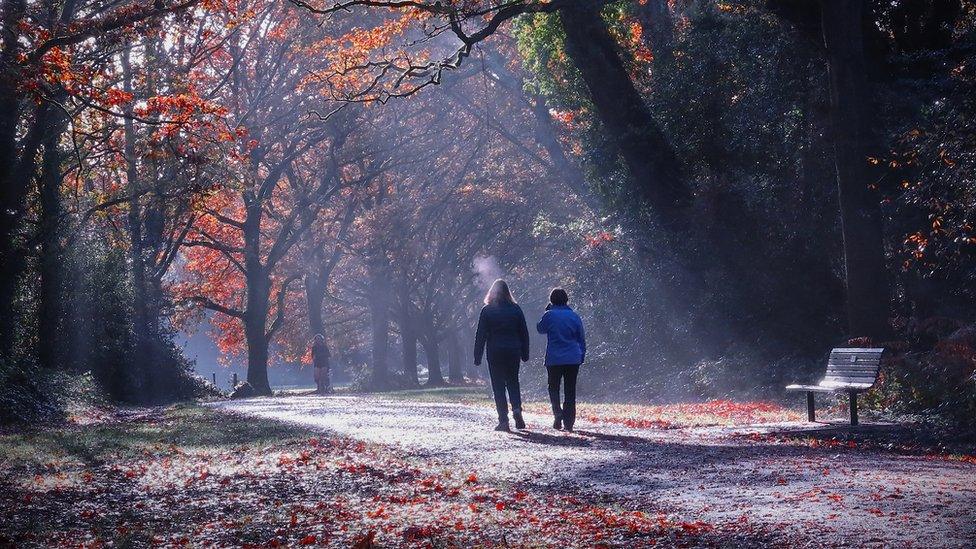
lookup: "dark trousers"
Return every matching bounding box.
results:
[547,365,580,427]
[487,351,522,424]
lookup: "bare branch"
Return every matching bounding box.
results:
[184,296,245,319]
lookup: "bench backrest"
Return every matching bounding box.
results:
[821,348,884,388]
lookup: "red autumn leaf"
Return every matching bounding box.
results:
[351,530,376,549]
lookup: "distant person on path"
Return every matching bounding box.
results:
[474,279,530,432]
[311,333,330,394]
[536,288,586,432]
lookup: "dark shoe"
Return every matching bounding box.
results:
[553,418,562,430]
[513,412,526,430]
[564,423,574,433]
[494,422,510,432]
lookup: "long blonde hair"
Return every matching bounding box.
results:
[484,279,516,305]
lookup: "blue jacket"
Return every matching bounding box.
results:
[536,305,586,366]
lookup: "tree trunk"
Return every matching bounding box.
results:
[242,200,273,395]
[243,270,272,395]
[821,0,891,339]
[400,316,419,386]
[0,4,27,340]
[0,102,50,359]
[367,264,391,389]
[447,327,464,385]
[121,48,158,400]
[422,327,445,387]
[37,103,68,371]
[560,3,690,231]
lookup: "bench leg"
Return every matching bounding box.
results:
[806,391,816,422]
[849,392,858,426]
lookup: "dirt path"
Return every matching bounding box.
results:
[212,395,976,547]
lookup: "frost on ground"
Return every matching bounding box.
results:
[214,395,976,547]
[0,404,753,547]
[1,397,973,548]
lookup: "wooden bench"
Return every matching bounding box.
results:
[786,347,884,426]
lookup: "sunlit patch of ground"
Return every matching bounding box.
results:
[211,394,976,547]
[0,404,754,547]
[521,400,804,429]
[375,387,803,429]
[370,385,491,404]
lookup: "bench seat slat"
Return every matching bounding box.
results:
[827,360,882,367]
[824,371,879,377]
[826,368,880,375]
[827,358,883,365]
[819,376,874,385]
[826,363,881,368]
[829,356,883,362]
[785,384,836,392]
[831,348,885,353]
[825,374,879,380]
[820,380,874,388]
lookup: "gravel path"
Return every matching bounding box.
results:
[211,395,976,547]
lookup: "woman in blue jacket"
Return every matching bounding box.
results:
[536,288,586,432]
[474,279,530,431]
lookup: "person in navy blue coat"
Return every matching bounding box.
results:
[474,279,530,431]
[536,288,586,431]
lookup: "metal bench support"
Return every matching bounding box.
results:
[807,391,816,422]
[849,392,858,426]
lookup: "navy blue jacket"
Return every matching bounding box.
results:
[474,302,530,365]
[536,305,586,366]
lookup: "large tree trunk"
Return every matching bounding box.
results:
[0,103,49,359]
[821,0,891,339]
[399,313,419,387]
[242,202,273,395]
[560,3,690,231]
[243,270,272,395]
[0,0,78,361]
[447,327,464,385]
[367,263,391,389]
[421,325,445,387]
[37,103,69,372]
[121,48,159,400]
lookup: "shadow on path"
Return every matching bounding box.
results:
[510,429,591,448]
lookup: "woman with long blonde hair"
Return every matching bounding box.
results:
[473,279,530,431]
